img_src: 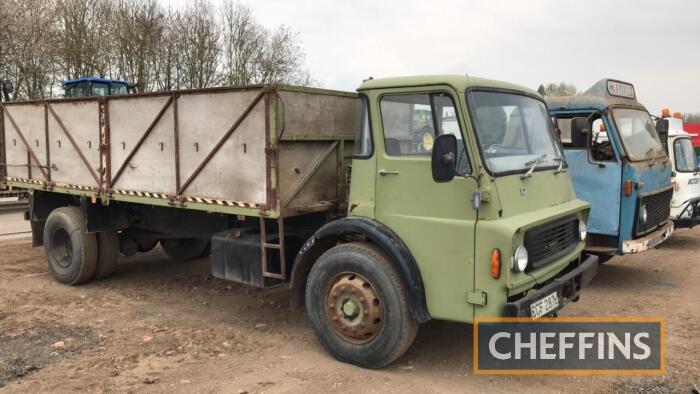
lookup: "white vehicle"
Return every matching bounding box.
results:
[656,111,700,228]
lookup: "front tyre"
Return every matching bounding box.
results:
[43,207,98,285]
[305,242,418,368]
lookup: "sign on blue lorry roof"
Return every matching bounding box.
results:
[606,80,635,99]
[546,78,644,112]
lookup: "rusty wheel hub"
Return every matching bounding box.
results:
[326,272,383,344]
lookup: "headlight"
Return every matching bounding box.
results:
[512,246,528,272]
[578,220,587,241]
[639,205,648,224]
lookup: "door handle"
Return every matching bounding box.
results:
[378,169,399,176]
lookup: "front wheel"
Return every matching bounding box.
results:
[305,242,418,368]
[43,207,97,285]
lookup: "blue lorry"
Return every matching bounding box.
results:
[547,79,673,262]
[63,77,133,97]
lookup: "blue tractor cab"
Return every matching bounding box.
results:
[63,77,132,98]
[547,79,674,262]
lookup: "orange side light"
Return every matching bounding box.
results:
[624,180,633,196]
[490,249,501,279]
[673,112,682,119]
[661,108,670,118]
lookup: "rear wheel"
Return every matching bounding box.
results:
[93,231,120,279]
[43,207,97,285]
[305,242,418,369]
[160,238,209,261]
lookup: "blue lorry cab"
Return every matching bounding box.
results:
[63,77,130,98]
[547,79,673,262]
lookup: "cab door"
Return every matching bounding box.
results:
[370,88,478,322]
[558,114,622,237]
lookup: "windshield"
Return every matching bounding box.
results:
[611,108,666,161]
[467,91,562,175]
[674,137,697,172]
[64,82,89,98]
[111,83,128,95]
[91,83,109,96]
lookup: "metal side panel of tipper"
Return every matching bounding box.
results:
[213,87,360,285]
[1,98,101,192]
[106,88,269,214]
[1,87,274,216]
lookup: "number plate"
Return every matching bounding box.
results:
[647,232,665,249]
[530,292,559,318]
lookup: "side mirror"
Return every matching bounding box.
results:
[1,80,14,94]
[431,134,457,183]
[0,80,13,101]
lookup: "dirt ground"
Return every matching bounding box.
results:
[0,210,698,393]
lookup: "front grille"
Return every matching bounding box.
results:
[634,187,672,236]
[524,216,579,272]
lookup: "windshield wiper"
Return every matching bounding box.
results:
[554,155,566,174]
[521,154,547,179]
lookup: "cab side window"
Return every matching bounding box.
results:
[556,115,615,162]
[353,96,373,158]
[380,94,434,156]
[379,93,470,173]
[590,118,614,161]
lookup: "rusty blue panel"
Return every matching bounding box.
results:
[563,149,621,235]
[617,153,673,245]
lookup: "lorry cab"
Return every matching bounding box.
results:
[547,79,673,261]
[350,75,597,322]
[655,111,700,228]
[63,77,132,98]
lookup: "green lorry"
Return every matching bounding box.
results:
[0,75,598,368]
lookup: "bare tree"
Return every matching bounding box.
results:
[1,0,57,100]
[111,0,164,91]
[54,0,114,79]
[682,113,700,123]
[219,1,314,86]
[152,7,183,91]
[256,25,313,85]
[178,0,220,89]
[220,1,263,86]
[537,82,578,97]
[3,0,316,97]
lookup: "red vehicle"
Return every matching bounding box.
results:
[684,122,700,155]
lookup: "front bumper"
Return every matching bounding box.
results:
[621,221,674,254]
[672,199,700,229]
[504,255,598,317]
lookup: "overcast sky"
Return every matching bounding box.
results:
[178,0,700,115]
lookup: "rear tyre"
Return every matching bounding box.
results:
[93,231,120,279]
[160,238,209,261]
[43,207,97,285]
[305,242,418,369]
